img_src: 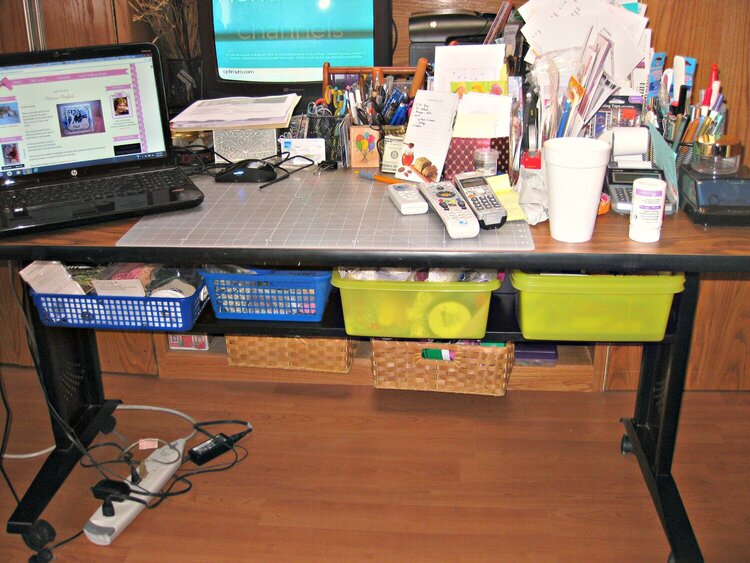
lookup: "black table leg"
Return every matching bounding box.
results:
[621,272,703,562]
[6,305,120,535]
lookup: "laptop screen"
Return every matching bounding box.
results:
[0,44,170,183]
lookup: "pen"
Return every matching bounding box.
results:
[354,170,414,185]
[672,115,688,151]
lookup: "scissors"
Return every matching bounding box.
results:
[324,86,347,116]
[307,100,332,117]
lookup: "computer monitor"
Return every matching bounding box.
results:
[197,0,393,111]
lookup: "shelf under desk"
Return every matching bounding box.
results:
[1,170,749,562]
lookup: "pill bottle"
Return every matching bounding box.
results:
[629,177,667,243]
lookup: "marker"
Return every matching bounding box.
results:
[354,170,414,185]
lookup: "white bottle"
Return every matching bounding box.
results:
[629,178,667,243]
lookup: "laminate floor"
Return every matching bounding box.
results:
[1,366,749,562]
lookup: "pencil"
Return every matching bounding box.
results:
[354,170,412,185]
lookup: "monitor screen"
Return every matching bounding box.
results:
[0,44,170,183]
[198,0,392,106]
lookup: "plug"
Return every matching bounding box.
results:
[188,428,252,466]
[92,479,131,501]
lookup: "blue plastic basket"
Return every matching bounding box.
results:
[199,269,332,322]
[31,284,209,331]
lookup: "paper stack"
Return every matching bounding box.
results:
[170,94,301,131]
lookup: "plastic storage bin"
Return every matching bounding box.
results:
[332,271,500,339]
[31,284,209,331]
[510,271,685,341]
[200,269,332,322]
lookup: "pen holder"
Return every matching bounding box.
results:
[307,115,347,162]
[675,142,693,169]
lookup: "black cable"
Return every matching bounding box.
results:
[172,144,234,177]
[49,530,83,550]
[0,365,21,504]
[9,261,130,486]
[391,18,398,56]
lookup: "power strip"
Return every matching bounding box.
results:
[84,438,185,546]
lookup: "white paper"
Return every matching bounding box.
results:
[433,44,507,94]
[520,0,647,80]
[279,138,327,164]
[395,90,459,183]
[171,94,300,130]
[453,92,512,138]
[92,279,145,297]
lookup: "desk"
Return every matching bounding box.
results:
[2,174,749,562]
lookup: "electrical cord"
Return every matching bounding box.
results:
[4,404,197,460]
[172,144,234,177]
[2,445,55,460]
[0,364,21,503]
[391,18,398,56]
[116,404,197,442]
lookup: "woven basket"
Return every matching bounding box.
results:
[371,340,514,396]
[226,335,357,373]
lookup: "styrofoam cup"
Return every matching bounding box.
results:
[543,137,611,243]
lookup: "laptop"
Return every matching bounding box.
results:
[0,42,204,237]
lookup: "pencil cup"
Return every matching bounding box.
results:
[543,137,611,243]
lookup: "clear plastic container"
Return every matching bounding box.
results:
[691,135,742,175]
[473,147,499,176]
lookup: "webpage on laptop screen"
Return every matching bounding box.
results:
[0,53,167,180]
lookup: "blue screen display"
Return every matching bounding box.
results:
[213,0,376,83]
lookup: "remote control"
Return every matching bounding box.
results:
[84,438,185,545]
[454,171,507,229]
[418,181,480,239]
[387,183,428,215]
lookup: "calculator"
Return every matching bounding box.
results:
[605,164,675,215]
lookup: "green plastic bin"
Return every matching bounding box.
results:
[332,271,500,339]
[510,271,685,342]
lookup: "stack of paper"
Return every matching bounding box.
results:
[170,94,300,131]
[521,0,651,138]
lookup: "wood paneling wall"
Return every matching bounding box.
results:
[603,274,750,391]
[0,0,149,53]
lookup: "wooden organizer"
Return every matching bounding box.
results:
[321,57,429,99]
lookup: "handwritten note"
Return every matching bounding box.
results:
[394,90,459,183]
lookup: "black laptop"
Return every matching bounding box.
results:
[0,42,203,237]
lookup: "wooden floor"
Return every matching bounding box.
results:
[1,366,749,563]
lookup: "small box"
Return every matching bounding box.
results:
[332,271,500,339]
[510,271,685,341]
[514,342,558,367]
[168,333,213,351]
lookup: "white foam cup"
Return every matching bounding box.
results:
[543,137,611,243]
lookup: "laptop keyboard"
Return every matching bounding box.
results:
[1,168,189,213]
[0,168,200,228]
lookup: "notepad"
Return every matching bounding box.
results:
[394,90,459,183]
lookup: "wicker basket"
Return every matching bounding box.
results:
[371,339,514,396]
[226,335,357,373]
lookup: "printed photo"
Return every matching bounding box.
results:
[112,95,131,117]
[57,101,106,137]
[1,142,21,165]
[0,102,21,126]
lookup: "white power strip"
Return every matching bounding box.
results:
[84,438,185,546]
